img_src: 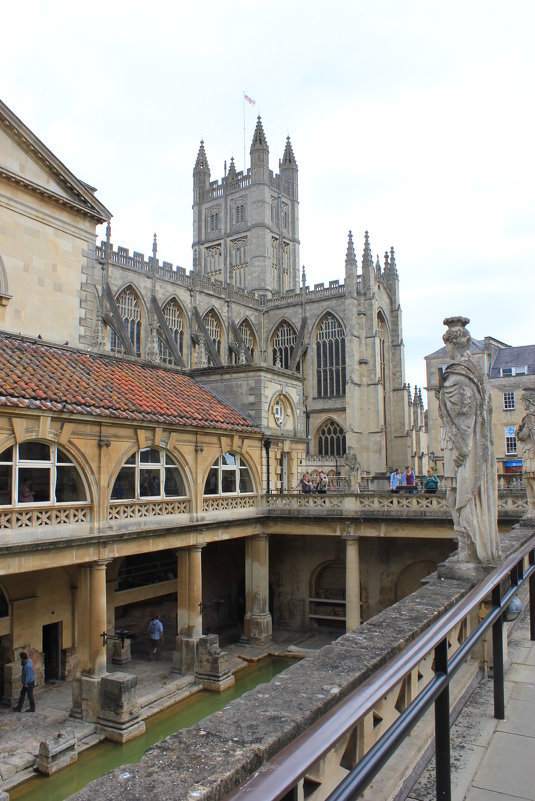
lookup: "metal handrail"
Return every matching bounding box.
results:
[223,534,535,801]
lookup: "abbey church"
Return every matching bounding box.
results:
[0,99,441,723]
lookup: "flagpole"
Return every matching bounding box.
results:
[243,91,246,173]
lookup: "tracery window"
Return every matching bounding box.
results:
[0,443,87,506]
[204,452,254,496]
[234,203,246,224]
[317,420,346,457]
[111,448,187,501]
[231,320,256,364]
[159,300,184,366]
[203,310,222,366]
[316,314,346,397]
[111,287,142,357]
[272,321,297,371]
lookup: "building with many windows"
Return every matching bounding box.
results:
[425,338,535,478]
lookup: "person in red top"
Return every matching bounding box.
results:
[402,466,416,494]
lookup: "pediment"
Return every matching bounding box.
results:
[0,127,72,199]
[0,100,111,222]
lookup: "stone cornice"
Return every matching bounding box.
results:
[0,99,111,223]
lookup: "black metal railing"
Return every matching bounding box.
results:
[223,534,535,801]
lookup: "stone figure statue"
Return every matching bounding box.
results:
[344,446,361,492]
[436,316,500,563]
[516,390,535,516]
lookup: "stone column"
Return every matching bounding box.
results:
[243,533,272,647]
[89,560,109,676]
[173,545,204,674]
[345,535,361,631]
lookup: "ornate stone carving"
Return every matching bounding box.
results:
[436,316,500,563]
[516,389,535,516]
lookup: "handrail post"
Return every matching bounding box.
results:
[492,583,505,720]
[530,549,535,642]
[434,636,451,801]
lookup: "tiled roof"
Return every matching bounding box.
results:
[0,334,260,433]
[490,344,535,377]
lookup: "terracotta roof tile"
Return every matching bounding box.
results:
[0,335,260,434]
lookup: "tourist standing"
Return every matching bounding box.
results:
[402,466,416,494]
[16,652,35,712]
[423,469,439,493]
[296,473,313,493]
[315,471,328,494]
[389,468,401,492]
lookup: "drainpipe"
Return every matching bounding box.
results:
[263,438,272,494]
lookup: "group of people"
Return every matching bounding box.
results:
[390,466,439,494]
[296,470,329,494]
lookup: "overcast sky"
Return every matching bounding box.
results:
[2,0,534,392]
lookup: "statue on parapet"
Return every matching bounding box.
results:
[516,389,535,517]
[436,317,500,563]
[344,446,361,492]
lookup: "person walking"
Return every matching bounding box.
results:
[16,652,35,712]
[148,614,164,659]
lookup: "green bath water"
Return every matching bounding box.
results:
[11,657,295,801]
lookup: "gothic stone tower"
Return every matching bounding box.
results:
[192,117,300,297]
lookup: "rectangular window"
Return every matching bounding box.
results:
[505,426,517,455]
[500,368,513,377]
[503,392,515,410]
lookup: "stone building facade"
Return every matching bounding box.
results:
[425,336,535,478]
[0,100,446,724]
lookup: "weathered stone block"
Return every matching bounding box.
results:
[38,729,77,775]
[70,674,101,722]
[62,646,78,681]
[111,637,131,665]
[97,672,145,743]
[194,635,235,692]
[172,635,197,674]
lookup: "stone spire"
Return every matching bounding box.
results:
[390,246,398,277]
[250,116,269,180]
[194,140,210,173]
[281,135,297,167]
[227,156,237,180]
[375,254,381,275]
[384,251,390,272]
[250,116,269,150]
[152,233,157,260]
[345,231,358,297]
[193,140,211,204]
[361,231,374,291]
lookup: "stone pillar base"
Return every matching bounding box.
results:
[38,729,77,775]
[172,635,198,675]
[111,638,131,665]
[243,613,272,648]
[97,673,145,743]
[194,635,235,693]
[437,554,497,585]
[70,674,102,722]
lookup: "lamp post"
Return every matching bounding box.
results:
[263,438,272,494]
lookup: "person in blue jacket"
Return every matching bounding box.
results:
[16,652,35,712]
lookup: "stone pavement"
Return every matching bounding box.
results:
[408,607,535,801]
[0,627,336,796]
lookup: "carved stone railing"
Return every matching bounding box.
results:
[0,504,91,529]
[264,490,527,520]
[203,496,257,512]
[108,499,190,521]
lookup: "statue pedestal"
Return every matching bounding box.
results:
[437,553,497,585]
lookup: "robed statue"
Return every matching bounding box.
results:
[437,317,500,563]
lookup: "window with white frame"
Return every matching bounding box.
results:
[0,443,87,506]
[111,448,187,501]
[505,426,517,455]
[503,391,515,410]
[204,452,254,495]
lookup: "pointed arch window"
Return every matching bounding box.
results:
[159,300,184,366]
[232,320,256,365]
[203,310,222,366]
[111,287,142,357]
[316,314,346,397]
[272,321,297,371]
[317,420,346,457]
